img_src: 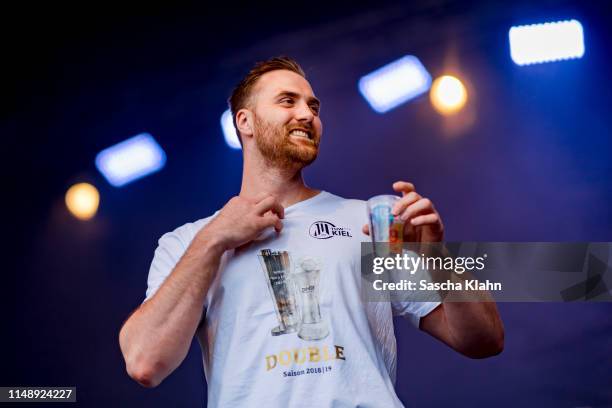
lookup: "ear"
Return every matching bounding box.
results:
[236,109,254,139]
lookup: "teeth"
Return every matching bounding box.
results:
[290,130,310,139]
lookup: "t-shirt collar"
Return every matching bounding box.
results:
[285,190,329,213]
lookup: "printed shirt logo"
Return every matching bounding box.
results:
[309,221,352,239]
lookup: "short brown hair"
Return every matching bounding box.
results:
[228,56,306,145]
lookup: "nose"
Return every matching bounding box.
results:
[295,101,314,123]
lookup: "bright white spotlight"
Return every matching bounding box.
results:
[95,133,166,187]
[221,109,241,149]
[358,55,432,113]
[509,19,584,66]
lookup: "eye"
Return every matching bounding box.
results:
[280,97,294,104]
[310,104,320,114]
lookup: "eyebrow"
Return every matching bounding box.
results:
[276,91,321,108]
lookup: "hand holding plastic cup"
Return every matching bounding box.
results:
[367,195,404,257]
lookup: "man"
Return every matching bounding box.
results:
[119,57,504,407]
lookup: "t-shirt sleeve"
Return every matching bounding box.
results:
[391,300,441,328]
[144,217,215,302]
[390,249,441,327]
[144,230,189,302]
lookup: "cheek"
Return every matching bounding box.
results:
[276,113,295,129]
[257,107,290,125]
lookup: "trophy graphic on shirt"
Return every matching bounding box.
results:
[293,257,329,341]
[258,249,329,340]
[258,250,299,336]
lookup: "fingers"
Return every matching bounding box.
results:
[254,195,285,218]
[392,191,421,216]
[362,224,370,236]
[272,216,283,233]
[399,197,434,222]
[392,181,415,196]
[262,212,283,233]
[410,213,441,227]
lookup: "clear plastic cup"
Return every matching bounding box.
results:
[366,195,404,257]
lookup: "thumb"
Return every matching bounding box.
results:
[274,218,283,234]
[362,224,370,236]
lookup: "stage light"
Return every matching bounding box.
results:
[509,19,584,65]
[95,133,166,187]
[221,109,241,149]
[430,75,468,115]
[65,183,100,220]
[358,55,432,113]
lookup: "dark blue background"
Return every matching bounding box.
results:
[3,1,611,406]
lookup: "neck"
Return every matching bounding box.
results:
[240,149,320,208]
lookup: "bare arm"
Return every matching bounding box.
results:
[420,301,504,359]
[418,245,504,358]
[119,234,224,387]
[119,194,284,387]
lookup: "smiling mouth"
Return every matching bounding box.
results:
[288,129,313,140]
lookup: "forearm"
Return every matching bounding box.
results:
[425,246,504,358]
[119,234,225,387]
[441,300,504,358]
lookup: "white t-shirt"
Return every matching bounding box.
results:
[145,191,440,407]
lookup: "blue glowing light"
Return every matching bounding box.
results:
[95,133,166,187]
[221,109,241,150]
[358,55,432,113]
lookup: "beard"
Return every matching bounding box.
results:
[253,114,320,169]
